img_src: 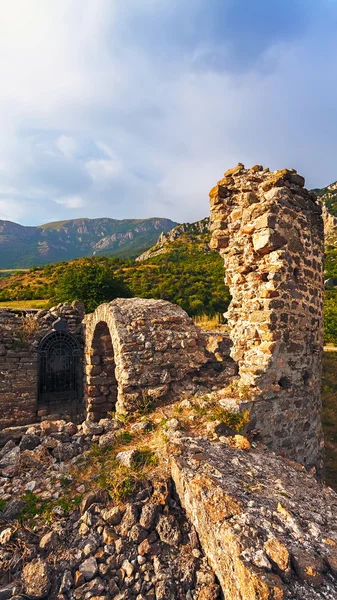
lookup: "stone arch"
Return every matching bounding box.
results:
[84,297,209,420]
[85,320,119,421]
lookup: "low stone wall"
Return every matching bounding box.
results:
[209,164,324,472]
[0,309,38,429]
[84,298,210,419]
[0,303,84,429]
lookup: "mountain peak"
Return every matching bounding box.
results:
[0,217,178,268]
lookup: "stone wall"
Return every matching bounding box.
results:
[209,164,325,471]
[84,298,209,420]
[170,435,337,600]
[0,303,84,429]
[0,309,38,429]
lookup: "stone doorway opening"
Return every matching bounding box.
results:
[38,328,82,418]
[86,321,118,421]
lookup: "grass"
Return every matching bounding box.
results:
[96,447,159,503]
[0,299,49,309]
[17,490,84,523]
[55,421,165,511]
[194,313,228,331]
[14,419,162,525]
[133,447,159,467]
[116,431,133,445]
[322,352,337,489]
[190,397,249,432]
[83,444,160,504]
[206,406,250,430]
[0,269,28,274]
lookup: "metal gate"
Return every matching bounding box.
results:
[38,329,82,408]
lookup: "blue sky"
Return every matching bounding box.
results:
[0,0,337,225]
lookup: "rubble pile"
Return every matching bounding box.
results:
[0,418,220,600]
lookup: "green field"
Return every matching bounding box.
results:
[0,299,49,309]
[0,269,28,274]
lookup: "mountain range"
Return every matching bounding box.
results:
[1,181,336,269]
[0,217,177,268]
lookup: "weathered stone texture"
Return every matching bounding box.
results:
[171,436,337,600]
[0,303,84,429]
[209,164,324,471]
[84,297,209,419]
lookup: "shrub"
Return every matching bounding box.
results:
[52,259,132,312]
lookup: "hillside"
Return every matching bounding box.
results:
[1,178,337,270]
[136,218,210,261]
[0,217,177,268]
[314,181,337,217]
[3,190,337,319]
[0,219,230,317]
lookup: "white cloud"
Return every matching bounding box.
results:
[0,199,26,221]
[95,142,116,159]
[54,195,86,209]
[56,135,77,158]
[86,143,123,182]
[0,1,336,226]
[85,158,122,181]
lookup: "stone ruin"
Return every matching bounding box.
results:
[1,165,337,600]
[0,303,85,430]
[209,164,324,473]
[0,164,327,472]
[0,298,222,430]
[84,298,211,420]
[0,164,327,475]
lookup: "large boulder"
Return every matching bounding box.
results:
[22,559,50,598]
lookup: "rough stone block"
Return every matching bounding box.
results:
[170,436,337,600]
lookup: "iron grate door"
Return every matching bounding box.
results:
[38,330,82,407]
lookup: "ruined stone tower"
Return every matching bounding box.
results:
[209,164,324,471]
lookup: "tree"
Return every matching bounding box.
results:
[52,259,132,312]
[324,290,337,345]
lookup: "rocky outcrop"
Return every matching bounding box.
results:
[136,218,210,262]
[209,164,324,472]
[322,204,337,237]
[171,435,337,600]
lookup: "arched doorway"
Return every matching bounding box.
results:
[86,321,118,420]
[38,328,82,415]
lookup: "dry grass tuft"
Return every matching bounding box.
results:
[193,313,228,331]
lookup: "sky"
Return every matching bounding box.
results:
[1,0,337,226]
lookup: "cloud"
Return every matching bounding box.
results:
[85,159,122,181]
[54,195,86,209]
[0,1,337,226]
[0,199,26,221]
[85,143,122,181]
[56,135,77,158]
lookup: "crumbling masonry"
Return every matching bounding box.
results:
[210,164,325,471]
[0,164,326,476]
[84,298,209,419]
[0,298,212,429]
